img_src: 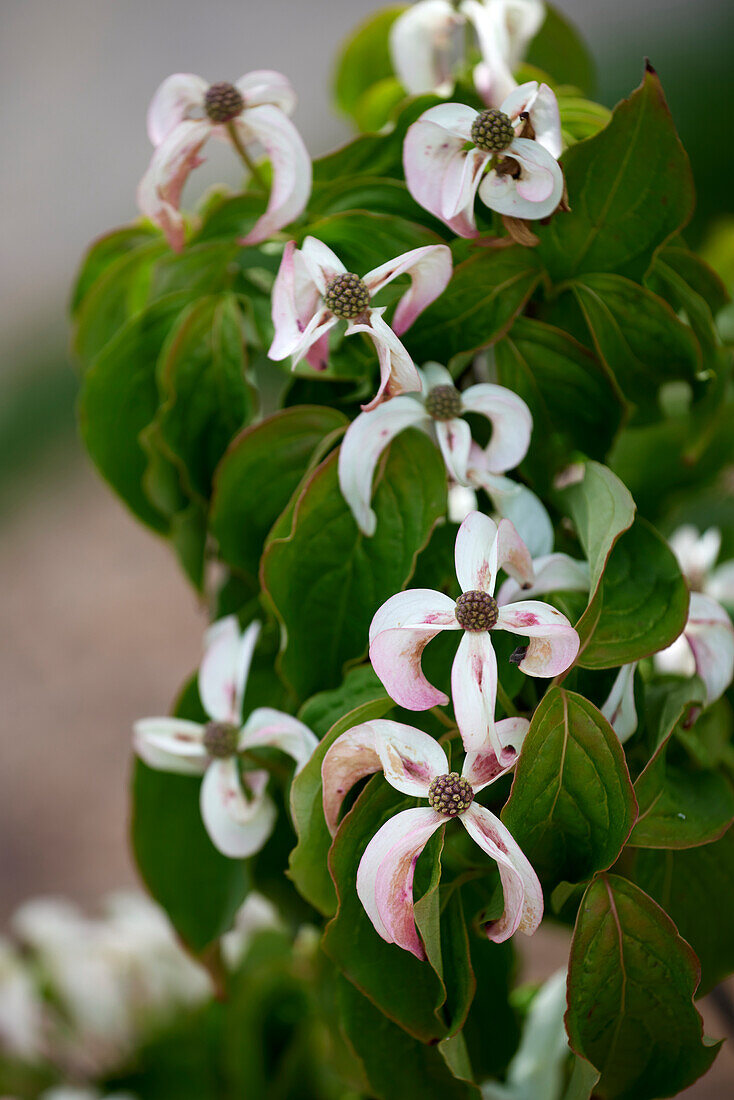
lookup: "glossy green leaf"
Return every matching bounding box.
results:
[572,273,701,407]
[289,674,394,916]
[630,829,734,996]
[502,689,636,884]
[567,874,718,1100]
[561,461,635,599]
[535,66,694,282]
[526,5,594,95]
[495,322,624,487]
[353,76,407,133]
[262,429,446,701]
[333,6,405,120]
[210,406,347,580]
[577,518,688,669]
[153,294,252,501]
[79,293,191,532]
[323,776,448,1041]
[71,223,160,316]
[337,975,479,1100]
[404,248,542,366]
[307,175,440,230]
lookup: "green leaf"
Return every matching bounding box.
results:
[461,939,520,1081]
[333,6,405,120]
[558,95,611,146]
[262,429,446,701]
[71,223,160,316]
[307,175,441,231]
[404,248,542,366]
[494,322,624,487]
[561,461,635,600]
[337,975,479,1100]
[502,689,637,885]
[79,293,191,532]
[535,66,694,282]
[646,254,720,358]
[571,273,701,407]
[630,829,734,996]
[566,874,718,1100]
[153,294,252,501]
[322,776,448,1042]
[577,518,688,669]
[289,674,394,916]
[296,210,445,281]
[526,5,595,95]
[353,77,407,134]
[210,406,347,580]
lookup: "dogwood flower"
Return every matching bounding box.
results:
[389,1,545,106]
[268,237,452,410]
[404,81,563,236]
[137,70,311,250]
[369,512,579,763]
[668,525,734,608]
[338,362,531,535]
[321,718,542,958]
[133,617,317,858]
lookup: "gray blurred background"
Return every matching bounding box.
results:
[1,2,733,1091]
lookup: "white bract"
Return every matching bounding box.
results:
[338,362,532,535]
[134,617,317,858]
[404,81,563,236]
[390,0,545,106]
[369,511,579,765]
[138,70,311,250]
[268,236,452,411]
[321,718,542,958]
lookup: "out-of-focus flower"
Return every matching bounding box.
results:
[389,1,545,106]
[654,592,734,706]
[369,512,579,764]
[600,663,639,744]
[322,718,541,958]
[268,237,452,410]
[338,362,531,535]
[0,936,44,1062]
[137,70,311,249]
[404,81,562,236]
[134,617,317,858]
[668,525,734,608]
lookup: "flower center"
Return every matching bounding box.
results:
[471,108,515,153]
[428,772,474,817]
[204,82,244,123]
[424,384,463,421]
[455,590,499,631]
[323,273,370,319]
[203,721,239,758]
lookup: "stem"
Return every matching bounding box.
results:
[496,680,520,718]
[226,121,267,191]
[430,706,458,731]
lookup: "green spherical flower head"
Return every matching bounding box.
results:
[424,384,463,421]
[205,82,245,123]
[455,590,499,631]
[324,273,370,320]
[471,108,515,153]
[203,721,239,758]
[428,772,474,817]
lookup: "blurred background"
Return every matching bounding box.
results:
[1,0,732,1093]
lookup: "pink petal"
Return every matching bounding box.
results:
[289,309,338,370]
[369,589,460,710]
[267,241,322,361]
[338,397,429,537]
[239,708,317,772]
[300,236,346,293]
[478,137,563,220]
[461,803,543,941]
[363,245,453,336]
[199,618,261,725]
[452,631,504,757]
[137,119,212,251]
[455,510,499,594]
[495,517,535,590]
[465,454,553,558]
[146,73,208,146]
[345,309,422,411]
[435,417,472,483]
[501,81,563,159]
[685,592,734,704]
[461,0,517,107]
[600,663,638,744]
[460,383,532,473]
[133,717,208,775]
[356,807,444,958]
[389,1,464,96]
[497,552,589,605]
[322,719,449,835]
[234,105,312,245]
[200,762,276,858]
[496,600,579,677]
[708,561,734,607]
[236,70,296,114]
[462,716,529,791]
[403,108,487,238]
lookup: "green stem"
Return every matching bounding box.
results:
[226,121,267,191]
[496,680,520,718]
